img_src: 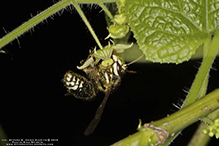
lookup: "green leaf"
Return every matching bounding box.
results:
[126,0,219,63]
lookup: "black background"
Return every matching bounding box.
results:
[0,1,219,146]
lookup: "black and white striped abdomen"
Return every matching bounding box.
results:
[63,71,96,100]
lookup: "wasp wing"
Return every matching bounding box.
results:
[84,88,111,135]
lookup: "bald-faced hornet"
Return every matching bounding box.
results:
[62,42,141,135]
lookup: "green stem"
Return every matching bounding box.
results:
[0,0,72,49]
[0,0,117,50]
[196,36,210,99]
[182,30,219,146]
[71,0,103,49]
[183,34,217,107]
[77,0,117,3]
[112,29,219,146]
[188,109,219,146]
[188,34,218,146]
[186,36,213,146]
[98,3,114,20]
[112,88,219,146]
[161,30,219,146]
[153,89,219,136]
[201,117,214,126]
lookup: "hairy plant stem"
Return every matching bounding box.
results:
[98,3,114,20]
[161,30,219,146]
[1,0,219,145]
[186,36,213,146]
[71,0,103,49]
[163,36,212,146]
[0,0,72,49]
[0,0,117,50]
[112,29,219,146]
[183,35,212,107]
[112,88,219,146]
[153,89,219,137]
[77,0,117,3]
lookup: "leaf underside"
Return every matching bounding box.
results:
[126,0,219,64]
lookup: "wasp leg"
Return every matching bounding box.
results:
[84,88,111,135]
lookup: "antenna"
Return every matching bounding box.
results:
[126,54,144,66]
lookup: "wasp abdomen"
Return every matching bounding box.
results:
[63,71,96,100]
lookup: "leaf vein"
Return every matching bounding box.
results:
[142,6,202,32]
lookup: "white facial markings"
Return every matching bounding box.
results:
[109,68,113,80]
[112,55,118,62]
[113,63,119,76]
[104,72,109,84]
